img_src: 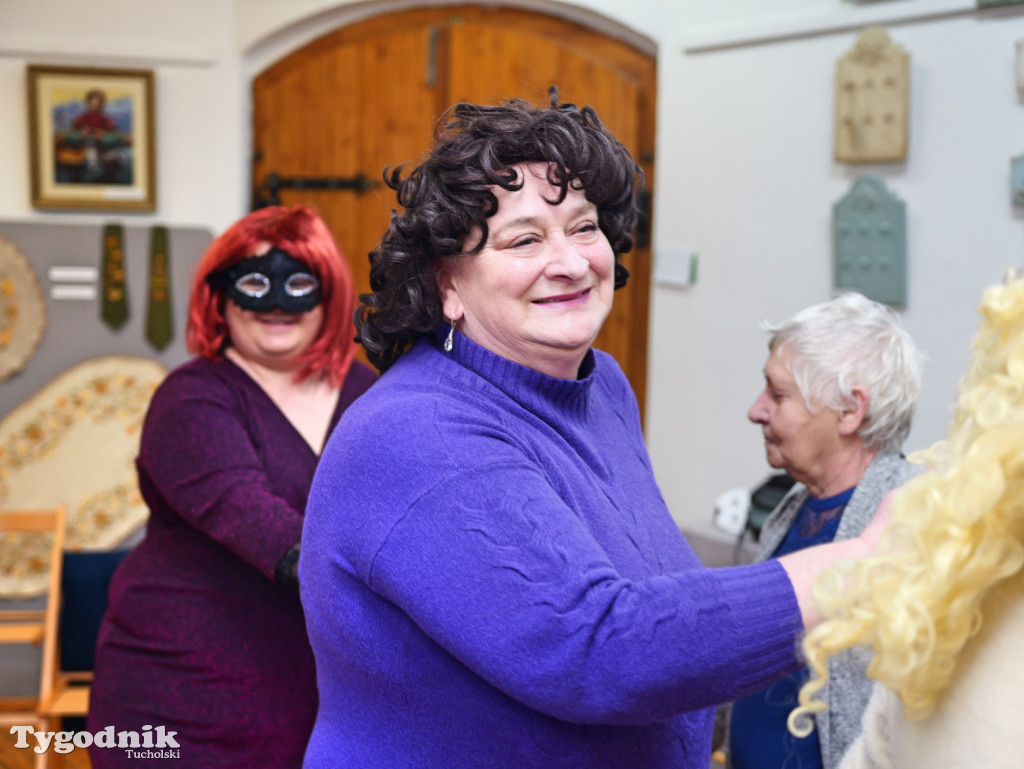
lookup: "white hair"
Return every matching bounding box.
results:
[765,292,923,453]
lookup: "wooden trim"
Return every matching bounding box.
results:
[261,5,656,83]
[36,505,67,713]
[0,510,61,531]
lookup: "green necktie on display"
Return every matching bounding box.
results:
[145,226,173,350]
[100,223,128,330]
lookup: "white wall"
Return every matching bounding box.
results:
[2,0,1023,544]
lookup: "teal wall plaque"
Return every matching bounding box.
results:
[1012,154,1024,206]
[833,174,907,306]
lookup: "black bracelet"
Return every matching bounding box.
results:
[275,542,301,589]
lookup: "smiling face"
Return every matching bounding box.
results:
[440,163,615,379]
[747,344,845,488]
[225,301,323,372]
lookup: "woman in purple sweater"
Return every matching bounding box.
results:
[87,206,376,767]
[300,92,890,768]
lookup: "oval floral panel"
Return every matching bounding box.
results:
[0,235,47,382]
[0,355,166,598]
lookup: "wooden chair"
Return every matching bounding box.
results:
[45,549,131,718]
[0,505,67,769]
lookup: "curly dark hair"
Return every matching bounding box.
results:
[356,89,642,372]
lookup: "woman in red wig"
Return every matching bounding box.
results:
[88,206,376,768]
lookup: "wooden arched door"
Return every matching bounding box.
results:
[252,5,656,415]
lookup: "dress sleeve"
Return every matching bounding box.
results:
[137,366,304,581]
[364,459,803,726]
[838,683,895,769]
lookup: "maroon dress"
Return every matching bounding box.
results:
[87,356,376,768]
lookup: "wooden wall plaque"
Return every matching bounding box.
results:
[835,27,910,163]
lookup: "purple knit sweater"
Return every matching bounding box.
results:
[300,330,802,768]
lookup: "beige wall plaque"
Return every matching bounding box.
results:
[835,27,909,163]
[0,355,165,598]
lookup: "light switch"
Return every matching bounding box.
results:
[655,246,698,289]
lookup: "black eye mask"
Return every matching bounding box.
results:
[209,247,322,314]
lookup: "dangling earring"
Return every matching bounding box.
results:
[444,316,456,352]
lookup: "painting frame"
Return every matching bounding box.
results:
[27,65,156,211]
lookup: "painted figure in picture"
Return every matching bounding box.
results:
[55,87,131,185]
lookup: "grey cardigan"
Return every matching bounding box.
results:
[728,451,920,769]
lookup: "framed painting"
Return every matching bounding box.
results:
[27,65,156,211]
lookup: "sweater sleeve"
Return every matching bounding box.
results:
[365,458,803,726]
[137,365,304,581]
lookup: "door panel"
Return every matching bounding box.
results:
[254,26,440,302]
[253,5,655,416]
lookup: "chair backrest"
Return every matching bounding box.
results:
[60,549,130,672]
[0,506,67,711]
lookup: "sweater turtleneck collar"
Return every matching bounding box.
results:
[430,326,596,419]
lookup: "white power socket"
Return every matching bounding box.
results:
[714,487,751,536]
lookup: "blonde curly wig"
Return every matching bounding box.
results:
[789,273,1024,736]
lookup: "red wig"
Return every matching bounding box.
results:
[186,206,358,386]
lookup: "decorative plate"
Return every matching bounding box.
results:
[0,236,47,382]
[0,355,166,598]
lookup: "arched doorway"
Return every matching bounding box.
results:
[252,4,656,414]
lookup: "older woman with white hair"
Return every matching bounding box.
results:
[727,292,923,769]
